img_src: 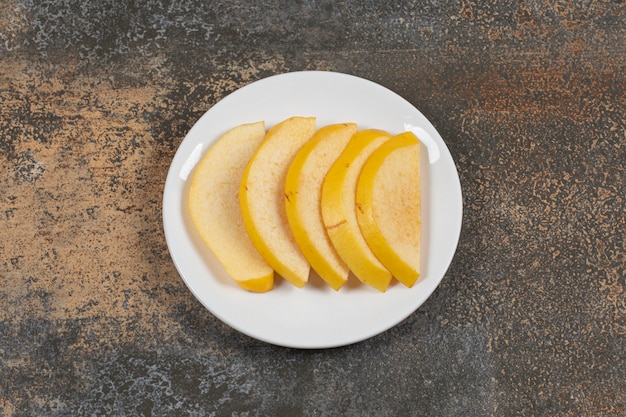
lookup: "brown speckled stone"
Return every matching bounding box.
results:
[1,1,624,416]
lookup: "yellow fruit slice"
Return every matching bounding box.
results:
[285,123,358,290]
[356,131,421,287]
[321,129,393,292]
[189,122,274,293]
[240,116,316,287]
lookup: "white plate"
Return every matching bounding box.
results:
[163,71,462,349]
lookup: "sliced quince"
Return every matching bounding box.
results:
[321,129,393,292]
[189,121,274,293]
[285,123,357,290]
[356,131,421,288]
[239,116,316,287]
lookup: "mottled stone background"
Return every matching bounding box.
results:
[1,1,624,416]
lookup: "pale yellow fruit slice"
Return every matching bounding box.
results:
[356,131,421,288]
[189,122,274,293]
[321,129,393,292]
[240,116,316,287]
[285,123,358,291]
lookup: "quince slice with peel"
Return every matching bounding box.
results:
[321,129,393,292]
[240,116,317,287]
[189,122,274,293]
[285,123,357,290]
[356,131,421,287]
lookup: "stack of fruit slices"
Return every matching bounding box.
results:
[188,116,421,293]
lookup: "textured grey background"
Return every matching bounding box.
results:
[1,1,624,416]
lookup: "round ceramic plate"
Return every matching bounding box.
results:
[163,71,462,349]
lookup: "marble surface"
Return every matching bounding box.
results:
[1,1,624,416]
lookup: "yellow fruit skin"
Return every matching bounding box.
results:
[189,121,274,293]
[356,131,421,287]
[321,129,393,292]
[285,123,357,291]
[239,116,316,288]
[236,276,274,293]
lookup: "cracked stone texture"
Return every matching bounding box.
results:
[1,1,624,416]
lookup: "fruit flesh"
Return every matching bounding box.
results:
[356,131,421,287]
[188,121,274,293]
[285,123,357,290]
[321,129,393,292]
[239,117,316,287]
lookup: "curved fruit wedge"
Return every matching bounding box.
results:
[356,131,421,288]
[240,116,316,287]
[285,123,358,290]
[321,129,393,292]
[189,121,274,293]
